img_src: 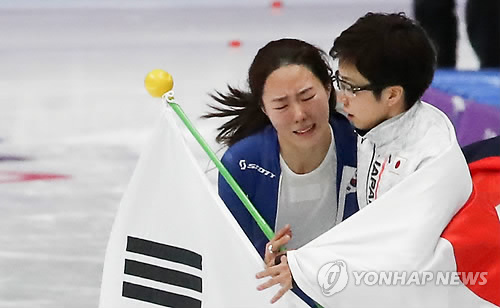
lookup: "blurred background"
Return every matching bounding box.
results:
[0,0,498,307]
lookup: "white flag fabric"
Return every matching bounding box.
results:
[287,118,500,307]
[99,108,309,308]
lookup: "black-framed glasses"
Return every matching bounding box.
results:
[333,70,377,97]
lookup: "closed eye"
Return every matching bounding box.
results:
[339,80,353,92]
[302,94,315,101]
[274,104,288,110]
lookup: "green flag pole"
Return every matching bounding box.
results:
[162,91,275,241]
[146,70,322,308]
[165,95,324,308]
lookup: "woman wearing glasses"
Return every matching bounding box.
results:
[257,13,468,304]
[204,38,358,306]
[330,12,453,210]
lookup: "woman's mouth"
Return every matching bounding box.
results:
[294,124,315,135]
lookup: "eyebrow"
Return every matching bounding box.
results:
[271,95,287,102]
[270,87,314,102]
[298,87,313,95]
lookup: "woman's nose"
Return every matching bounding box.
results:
[337,91,349,107]
[292,103,306,122]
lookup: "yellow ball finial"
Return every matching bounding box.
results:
[144,69,174,97]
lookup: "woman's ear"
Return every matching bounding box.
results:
[383,85,404,108]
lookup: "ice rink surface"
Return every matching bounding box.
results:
[0,1,479,307]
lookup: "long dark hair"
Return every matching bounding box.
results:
[203,38,336,146]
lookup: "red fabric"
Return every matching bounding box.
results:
[441,156,500,306]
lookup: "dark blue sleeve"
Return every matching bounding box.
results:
[462,136,500,163]
[218,151,262,250]
[218,149,275,259]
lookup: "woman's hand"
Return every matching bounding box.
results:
[264,224,292,267]
[256,254,293,303]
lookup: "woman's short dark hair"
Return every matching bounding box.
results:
[203,38,335,146]
[330,12,436,109]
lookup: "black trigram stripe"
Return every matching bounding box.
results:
[123,281,201,308]
[124,259,202,292]
[126,236,202,270]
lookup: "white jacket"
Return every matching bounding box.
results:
[356,101,454,209]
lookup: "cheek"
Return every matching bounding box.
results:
[313,98,331,118]
[335,93,345,105]
[267,111,289,132]
[362,104,385,127]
